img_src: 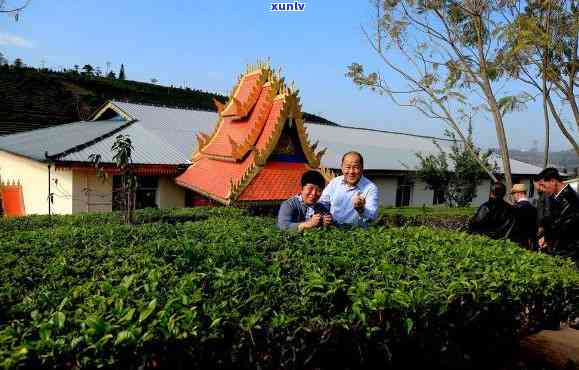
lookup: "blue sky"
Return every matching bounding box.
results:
[0,0,576,151]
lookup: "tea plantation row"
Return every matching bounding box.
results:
[0,207,577,369]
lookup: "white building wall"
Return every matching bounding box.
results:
[411,180,433,207]
[157,177,185,209]
[0,151,73,215]
[368,176,505,208]
[472,180,491,206]
[368,177,397,207]
[72,171,113,213]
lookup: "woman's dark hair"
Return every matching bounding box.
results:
[301,170,326,189]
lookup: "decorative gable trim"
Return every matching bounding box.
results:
[91,101,136,122]
[175,61,328,205]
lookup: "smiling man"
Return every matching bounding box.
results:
[277,170,332,231]
[319,151,379,227]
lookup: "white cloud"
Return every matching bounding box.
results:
[0,32,34,48]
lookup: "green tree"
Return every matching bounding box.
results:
[347,0,533,192]
[111,134,136,224]
[89,134,137,224]
[119,64,126,80]
[499,0,579,159]
[13,58,23,69]
[81,64,94,77]
[106,70,116,79]
[0,52,7,65]
[416,125,497,207]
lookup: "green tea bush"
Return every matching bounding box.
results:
[0,207,248,235]
[0,207,577,369]
[377,207,474,230]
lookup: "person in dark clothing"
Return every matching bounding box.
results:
[469,182,516,240]
[536,168,579,265]
[510,183,537,249]
[532,177,547,239]
[277,170,332,231]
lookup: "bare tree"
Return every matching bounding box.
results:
[0,0,31,20]
[347,1,533,186]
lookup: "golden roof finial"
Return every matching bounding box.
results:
[316,148,327,161]
[196,132,210,149]
[213,98,225,113]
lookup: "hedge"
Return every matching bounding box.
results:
[0,207,247,234]
[377,207,474,230]
[1,207,577,369]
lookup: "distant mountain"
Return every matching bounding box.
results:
[508,149,579,175]
[0,65,338,136]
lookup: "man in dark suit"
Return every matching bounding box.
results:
[537,168,579,266]
[510,183,537,249]
[469,182,515,240]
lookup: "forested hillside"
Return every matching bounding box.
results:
[0,64,337,136]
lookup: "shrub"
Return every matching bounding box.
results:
[0,207,577,369]
[0,207,248,235]
[376,207,473,230]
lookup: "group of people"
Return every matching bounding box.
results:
[469,167,579,265]
[277,151,380,231]
[277,152,578,266]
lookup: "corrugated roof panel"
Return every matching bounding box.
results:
[0,101,543,175]
[112,101,217,158]
[0,120,122,161]
[304,124,542,175]
[60,124,190,165]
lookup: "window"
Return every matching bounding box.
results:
[433,188,446,205]
[136,176,159,209]
[113,176,158,211]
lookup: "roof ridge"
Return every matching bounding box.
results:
[112,100,218,113]
[321,124,455,142]
[47,119,138,160]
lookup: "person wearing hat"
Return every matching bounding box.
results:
[510,183,538,249]
[536,167,579,265]
[277,170,332,231]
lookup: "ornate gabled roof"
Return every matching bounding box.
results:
[175,62,327,205]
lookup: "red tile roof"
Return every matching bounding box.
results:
[175,64,327,205]
[238,161,310,201]
[220,70,264,118]
[202,84,274,159]
[176,154,255,201]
